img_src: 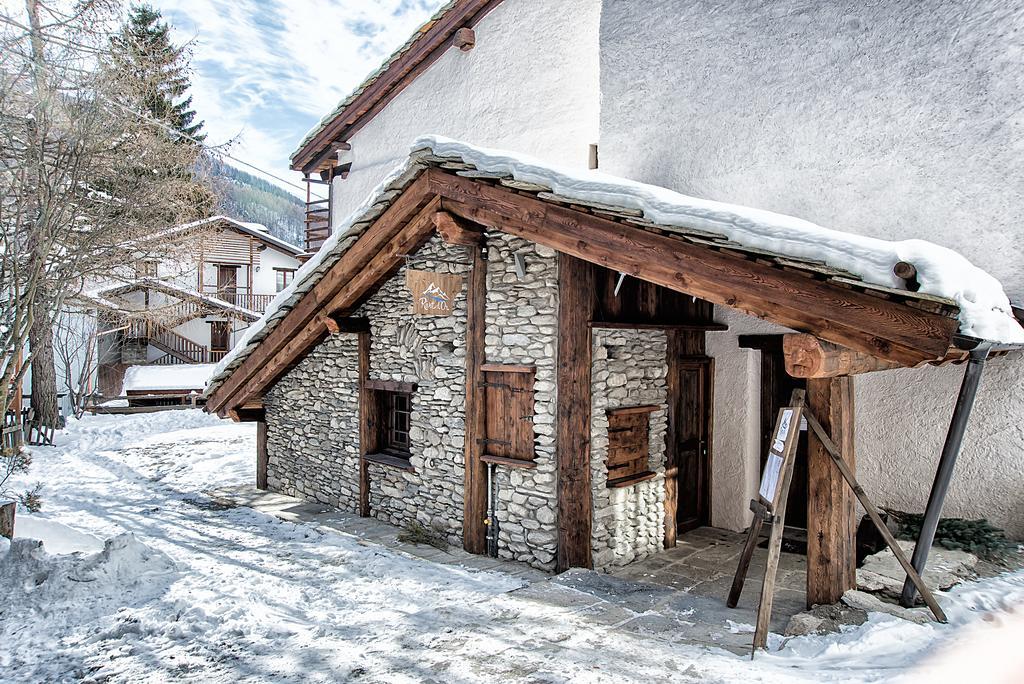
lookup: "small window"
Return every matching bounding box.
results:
[382,390,412,457]
[364,380,417,470]
[479,365,535,468]
[605,406,658,488]
[135,260,158,278]
[275,268,296,292]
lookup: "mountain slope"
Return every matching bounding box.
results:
[208,158,306,247]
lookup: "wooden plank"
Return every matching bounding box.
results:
[463,243,488,554]
[480,453,538,469]
[256,421,268,490]
[727,510,765,608]
[804,412,947,622]
[783,334,902,378]
[205,173,434,413]
[365,379,417,393]
[556,254,594,571]
[590,320,728,331]
[606,404,659,416]
[479,363,535,373]
[358,331,372,518]
[223,196,441,412]
[806,376,857,606]
[434,211,483,246]
[430,170,957,366]
[752,390,805,653]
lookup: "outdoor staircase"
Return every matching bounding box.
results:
[128,320,209,365]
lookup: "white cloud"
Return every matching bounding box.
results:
[152,0,445,196]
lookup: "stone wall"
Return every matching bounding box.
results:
[354,235,472,545]
[263,333,361,509]
[484,235,560,570]
[590,328,669,569]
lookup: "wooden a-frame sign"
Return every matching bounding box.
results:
[727,389,947,658]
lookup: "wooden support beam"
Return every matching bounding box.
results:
[358,331,372,518]
[256,421,268,490]
[463,242,488,554]
[205,174,434,414]
[556,254,594,571]
[806,376,857,606]
[434,210,483,246]
[430,169,956,366]
[783,334,902,378]
[320,315,370,335]
[454,27,476,51]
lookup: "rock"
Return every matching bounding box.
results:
[784,602,869,637]
[842,589,932,624]
[857,540,977,599]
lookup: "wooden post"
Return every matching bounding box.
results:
[0,501,14,540]
[256,421,268,490]
[463,242,488,554]
[806,376,857,605]
[358,331,372,517]
[556,254,594,571]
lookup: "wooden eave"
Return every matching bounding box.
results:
[290,0,504,174]
[205,165,964,416]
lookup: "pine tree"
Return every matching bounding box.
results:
[112,4,206,143]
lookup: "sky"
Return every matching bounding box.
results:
[151,0,447,197]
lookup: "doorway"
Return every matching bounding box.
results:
[668,356,713,536]
[217,265,238,306]
[739,335,808,531]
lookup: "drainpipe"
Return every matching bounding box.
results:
[486,463,499,558]
[899,342,991,607]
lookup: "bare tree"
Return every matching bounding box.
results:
[0,0,216,424]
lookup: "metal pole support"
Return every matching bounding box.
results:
[900,344,990,607]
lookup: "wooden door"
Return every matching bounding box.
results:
[217,265,238,305]
[670,357,713,535]
[209,321,230,352]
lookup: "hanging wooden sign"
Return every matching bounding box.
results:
[406,269,463,316]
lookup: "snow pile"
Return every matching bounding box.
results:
[123,363,214,391]
[13,515,103,554]
[417,136,1024,344]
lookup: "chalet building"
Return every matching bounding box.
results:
[205,0,1024,606]
[78,216,302,402]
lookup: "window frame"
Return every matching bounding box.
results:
[274,268,296,293]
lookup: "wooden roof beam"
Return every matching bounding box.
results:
[428,169,957,366]
[783,334,903,378]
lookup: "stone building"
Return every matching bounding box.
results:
[205,0,1024,605]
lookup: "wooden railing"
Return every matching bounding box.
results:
[129,320,209,364]
[200,288,275,313]
[305,197,331,253]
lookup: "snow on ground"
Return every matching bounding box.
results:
[2,412,1023,683]
[122,364,214,392]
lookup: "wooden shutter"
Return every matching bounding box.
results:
[606,405,658,487]
[480,364,535,467]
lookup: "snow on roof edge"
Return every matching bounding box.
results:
[207,136,1024,399]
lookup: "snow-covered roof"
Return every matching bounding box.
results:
[123,364,214,392]
[207,137,1024,398]
[81,278,261,322]
[176,216,303,256]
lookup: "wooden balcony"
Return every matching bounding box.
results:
[201,288,276,313]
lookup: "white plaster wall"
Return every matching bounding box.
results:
[599,0,1024,299]
[331,0,602,224]
[253,247,301,295]
[600,0,1024,538]
[706,309,792,532]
